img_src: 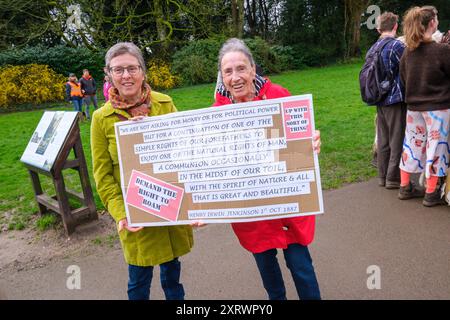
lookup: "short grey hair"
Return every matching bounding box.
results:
[217,38,255,72]
[105,42,147,74]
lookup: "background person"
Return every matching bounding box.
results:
[65,73,83,114]
[368,12,406,189]
[103,74,112,102]
[90,42,193,300]
[213,38,321,300]
[398,6,450,207]
[80,68,98,120]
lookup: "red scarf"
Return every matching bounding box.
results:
[109,83,151,118]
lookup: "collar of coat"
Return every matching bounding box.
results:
[102,101,132,119]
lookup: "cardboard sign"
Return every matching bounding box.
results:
[21,111,78,171]
[125,170,184,222]
[115,94,324,227]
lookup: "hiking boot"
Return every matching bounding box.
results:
[398,183,425,200]
[385,180,400,189]
[378,178,385,187]
[423,188,446,207]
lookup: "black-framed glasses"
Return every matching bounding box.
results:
[109,65,142,76]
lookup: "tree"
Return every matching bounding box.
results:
[0,0,62,50]
[278,0,345,65]
[344,0,371,58]
[244,0,283,40]
[0,0,230,57]
[231,0,245,37]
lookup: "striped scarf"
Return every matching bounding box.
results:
[216,73,267,103]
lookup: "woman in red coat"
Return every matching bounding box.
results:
[213,38,321,300]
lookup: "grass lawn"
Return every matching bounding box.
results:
[0,61,376,230]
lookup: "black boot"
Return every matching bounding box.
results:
[398,183,424,200]
[423,188,446,207]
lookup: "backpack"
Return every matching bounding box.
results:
[359,38,395,105]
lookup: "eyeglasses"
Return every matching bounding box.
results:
[109,65,142,76]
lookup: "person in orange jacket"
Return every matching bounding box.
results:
[65,73,83,114]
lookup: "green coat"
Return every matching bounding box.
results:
[90,91,194,266]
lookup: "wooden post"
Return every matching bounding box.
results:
[73,131,97,220]
[53,173,76,235]
[28,170,47,215]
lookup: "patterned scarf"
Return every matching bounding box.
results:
[109,83,151,118]
[216,73,267,102]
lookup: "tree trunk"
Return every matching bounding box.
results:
[245,0,257,36]
[344,0,369,58]
[154,0,168,51]
[231,0,244,38]
[260,0,269,39]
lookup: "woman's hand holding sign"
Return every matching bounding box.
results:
[118,218,143,233]
[313,130,321,154]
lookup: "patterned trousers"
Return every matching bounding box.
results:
[400,109,450,178]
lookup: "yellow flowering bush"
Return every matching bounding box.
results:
[146,59,180,91]
[0,64,66,109]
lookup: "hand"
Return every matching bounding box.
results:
[313,130,321,154]
[190,221,207,228]
[118,218,143,233]
[441,30,450,44]
[129,115,146,121]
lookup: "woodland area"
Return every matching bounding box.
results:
[1,0,448,59]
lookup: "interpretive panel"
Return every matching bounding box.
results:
[21,111,78,171]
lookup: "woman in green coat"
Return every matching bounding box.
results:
[91,42,193,300]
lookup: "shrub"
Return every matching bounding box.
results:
[172,38,223,85]
[146,59,180,90]
[0,64,66,109]
[0,45,106,81]
[271,45,299,71]
[173,54,218,86]
[170,37,325,86]
[292,45,338,67]
[244,37,281,74]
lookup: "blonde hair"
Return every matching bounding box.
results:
[402,6,438,50]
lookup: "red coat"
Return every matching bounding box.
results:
[213,79,316,253]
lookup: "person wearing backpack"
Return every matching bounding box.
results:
[361,12,406,189]
[398,6,450,207]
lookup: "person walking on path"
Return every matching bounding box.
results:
[65,73,83,114]
[91,42,193,300]
[213,38,322,300]
[398,6,450,207]
[80,69,98,120]
[367,12,407,189]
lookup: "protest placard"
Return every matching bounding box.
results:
[115,94,324,226]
